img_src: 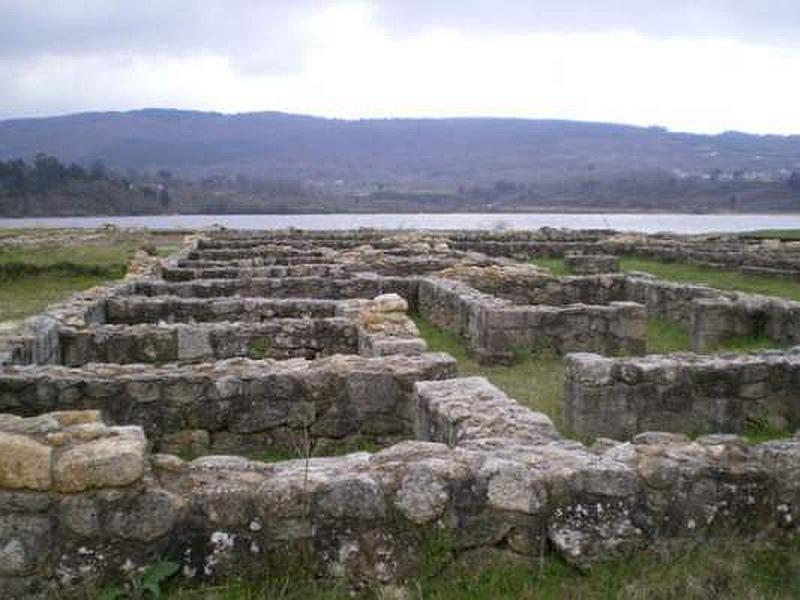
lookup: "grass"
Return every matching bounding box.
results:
[530,256,573,276]
[708,334,785,354]
[646,317,692,353]
[0,273,113,323]
[0,234,181,324]
[620,256,800,301]
[165,535,800,599]
[532,255,800,301]
[0,244,131,279]
[413,315,565,430]
[743,229,800,240]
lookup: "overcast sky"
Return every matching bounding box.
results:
[2,0,799,134]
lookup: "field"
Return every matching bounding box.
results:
[0,231,179,323]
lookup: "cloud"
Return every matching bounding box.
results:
[0,0,328,74]
[371,0,800,46]
[0,0,799,134]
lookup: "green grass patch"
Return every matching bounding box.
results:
[156,244,180,257]
[646,317,692,353]
[0,244,131,279]
[530,257,572,276]
[0,273,114,323]
[166,536,800,599]
[532,255,800,301]
[413,315,565,430]
[742,229,800,241]
[620,256,800,301]
[708,334,784,354]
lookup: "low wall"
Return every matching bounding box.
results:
[0,353,456,455]
[691,294,800,351]
[564,351,800,439]
[162,263,349,281]
[129,275,420,307]
[63,319,359,365]
[5,377,800,597]
[418,277,646,363]
[106,296,339,324]
[565,254,620,274]
[623,276,723,324]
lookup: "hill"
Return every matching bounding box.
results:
[1,109,800,214]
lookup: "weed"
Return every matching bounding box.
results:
[248,338,270,359]
[99,560,180,599]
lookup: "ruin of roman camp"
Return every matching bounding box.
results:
[4,227,800,597]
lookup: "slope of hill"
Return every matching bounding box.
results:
[1,109,800,214]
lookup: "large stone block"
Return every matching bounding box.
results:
[52,432,146,493]
[0,433,52,491]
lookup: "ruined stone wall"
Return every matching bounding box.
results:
[691,294,800,351]
[129,275,420,306]
[564,350,800,439]
[5,379,800,597]
[0,353,456,455]
[7,227,800,598]
[55,319,359,365]
[455,271,629,307]
[106,296,339,324]
[623,275,724,323]
[418,277,646,363]
[162,263,350,281]
[564,254,620,274]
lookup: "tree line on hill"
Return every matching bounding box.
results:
[2,152,800,217]
[0,154,170,217]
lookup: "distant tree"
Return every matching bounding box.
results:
[159,188,171,208]
[90,160,107,180]
[789,171,800,196]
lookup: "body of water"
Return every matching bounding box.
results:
[1,213,799,234]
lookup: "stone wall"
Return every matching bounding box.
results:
[418,277,646,363]
[691,294,800,351]
[0,353,456,455]
[564,350,800,439]
[565,254,620,274]
[106,296,339,324]
[129,275,420,306]
[5,377,800,597]
[52,319,359,366]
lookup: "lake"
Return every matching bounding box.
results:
[1,213,800,233]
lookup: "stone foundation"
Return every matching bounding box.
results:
[565,254,620,274]
[4,380,800,597]
[0,353,456,454]
[418,277,647,362]
[6,228,800,598]
[564,350,800,439]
